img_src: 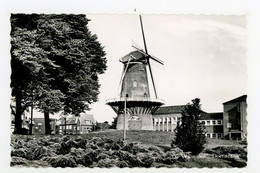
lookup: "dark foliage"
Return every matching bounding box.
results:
[10,14,107,134]
[172,98,207,155]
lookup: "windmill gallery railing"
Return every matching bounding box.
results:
[105,97,165,103]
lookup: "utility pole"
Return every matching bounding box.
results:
[29,103,33,135]
[123,93,128,141]
[64,117,67,135]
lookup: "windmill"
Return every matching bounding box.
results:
[106,15,164,130]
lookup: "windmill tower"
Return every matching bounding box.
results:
[106,15,164,130]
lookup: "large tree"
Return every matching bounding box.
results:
[172,98,207,155]
[10,14,107,134]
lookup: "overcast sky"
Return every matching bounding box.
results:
[85,14,247,123]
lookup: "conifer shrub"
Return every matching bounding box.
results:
[172,98,207,155]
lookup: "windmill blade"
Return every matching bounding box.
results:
[118,57,131,92]
[139,15,148,54]
[132,44,164,65]
[150,55,164,65]
[131,40,142,50]
[147,59,158,99]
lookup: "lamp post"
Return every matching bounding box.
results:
[123,93,128,141]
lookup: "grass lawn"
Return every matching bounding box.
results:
[83,130,244,149]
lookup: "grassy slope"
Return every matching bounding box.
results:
[83,130,241,148]
[84,130,175,146]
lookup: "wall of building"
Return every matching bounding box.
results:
[223,99,247,140]
[117,113,154,130]
[120,63,150,99]
[152,113,182,131]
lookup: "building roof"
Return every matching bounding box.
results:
[223,95,247,105]
[153,105,186,115]
[59,113,95,126]
[79,113,95,125]
[199,112,223,120]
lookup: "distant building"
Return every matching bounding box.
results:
[58,113,95,134]
[152,95,247,141]
[223,95,247,140]
[32,118,56,134]
[152,105,184,131]
[199,112,223,139]
[153,106,224,138]
[96,121,111,131]
[11,114,30,134]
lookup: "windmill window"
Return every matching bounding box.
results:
[144,93,147,98]
[133,81,137,87]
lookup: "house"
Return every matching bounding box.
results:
[223,95,247,140]
[11,114,30,134]
[96,121,111,131]
[58,113,95,134]
[199,112,223,139]
[152,105,185,131]
[32,118,56,135]
[79,113,95,133]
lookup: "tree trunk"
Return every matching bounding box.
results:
[14,92,22,134]
[44,111,51,134]
[29,105,33,135]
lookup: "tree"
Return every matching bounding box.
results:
[172,98,207,155]
[110,116,118,129]
[10,14,61,133]
[10,14,107,134]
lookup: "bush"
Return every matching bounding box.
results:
[26,146,47,160]
[11,156,29,166]
[97,158,116,168]
[11,148,27,158]
[97,153,109,160]
[49,156,77,168]
[138,154,154,167]
[172,98,207,155]
[116,160,129,168]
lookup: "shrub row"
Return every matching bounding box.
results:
[11,135,190,168]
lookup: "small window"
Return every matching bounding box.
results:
[206,134,211,138]
[177,117,181,121]
[133,81,137,87]
[212,120,216,125]
[217,120,222,125]
[35,127,38,129]
[212,134,216,138]
[206,121,210,125]
[201,121,205,125]
[38,123,42,126]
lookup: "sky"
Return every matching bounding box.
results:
[85,14,247,123]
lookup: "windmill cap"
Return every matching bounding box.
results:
[119,50,146,63]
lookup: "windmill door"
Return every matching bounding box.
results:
[128,117,142,130]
